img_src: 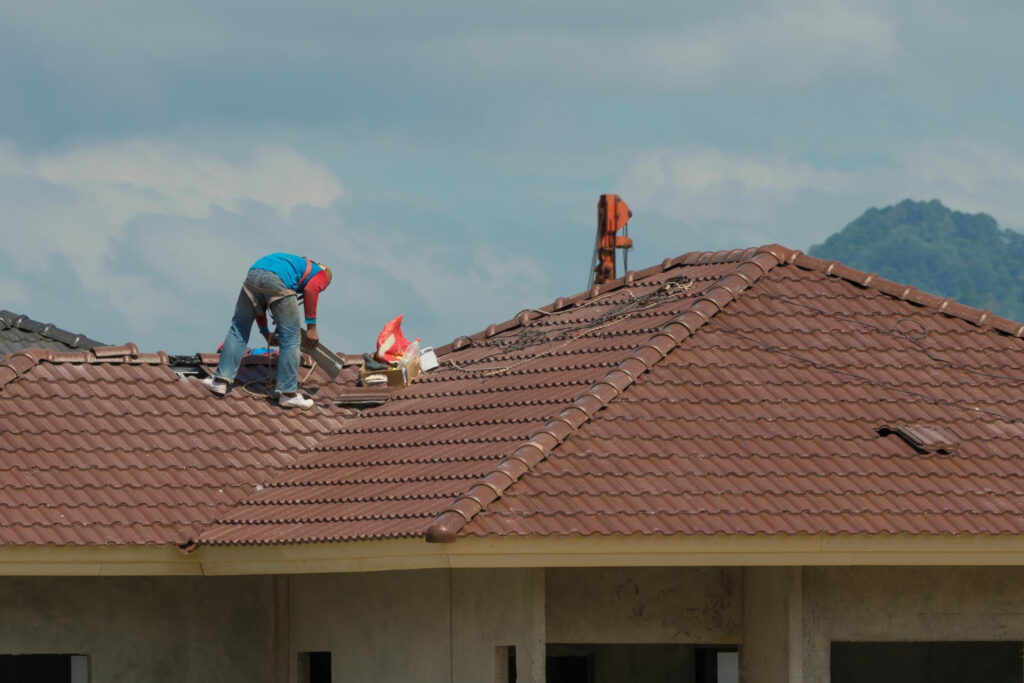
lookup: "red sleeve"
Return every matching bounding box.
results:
[302,269,330,324]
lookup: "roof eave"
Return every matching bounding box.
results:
[6,532,1024,576]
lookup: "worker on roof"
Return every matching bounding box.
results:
[202,253,332,409]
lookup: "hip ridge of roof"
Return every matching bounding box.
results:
[0,345,171,391]
[788,252,1024,338]
[424,245,787,543]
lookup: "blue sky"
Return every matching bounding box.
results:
[3,0,1024,354]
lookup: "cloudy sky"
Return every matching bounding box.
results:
[3,0,1023,354]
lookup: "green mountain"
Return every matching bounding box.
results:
[809,199,1024,323]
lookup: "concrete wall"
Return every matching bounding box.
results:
[289,569,452,683]
[9,565,1023,683]
[289,568,544,683]
[0,575,277,683]
[289,566,742,683]
[801,566,1024,683]
[546,567,743,644]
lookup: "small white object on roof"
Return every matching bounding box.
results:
[420,346,438,371]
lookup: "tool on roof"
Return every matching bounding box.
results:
[300,330,350,380]
[589,194,633,288]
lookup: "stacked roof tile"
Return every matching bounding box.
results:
[0,310,104,355]
[203,245,1024,545]
[0,345,356,545]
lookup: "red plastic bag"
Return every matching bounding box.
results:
[376,315,412,363]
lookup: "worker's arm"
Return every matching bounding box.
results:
[301,270,330,343]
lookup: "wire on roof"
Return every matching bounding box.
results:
[713,319,1024,427]
[750,281,1024,385]
[448,277,694,377]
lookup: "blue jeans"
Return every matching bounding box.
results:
[215,268,302,394]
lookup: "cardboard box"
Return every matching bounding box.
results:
[359,357,420,388]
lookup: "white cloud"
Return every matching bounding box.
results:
[0,137,551,352]
[0,139,344,339]
[0,281,27,307]
[7,140,342,222]
[618,141,1024,252]
[619,147,853,238]
[898,142,1024,224]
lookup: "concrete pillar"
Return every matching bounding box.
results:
[741,567,797,683]
[274,576,290,683]
[529,568,546,683]
[787,567,803,683]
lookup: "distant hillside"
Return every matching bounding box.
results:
[809,199,1024,323]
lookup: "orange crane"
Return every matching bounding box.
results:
[589,194,633,288]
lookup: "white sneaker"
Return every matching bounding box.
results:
[278,393,314,409]
[201,376,228,395]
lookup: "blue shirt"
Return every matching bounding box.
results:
[250,253,322,291]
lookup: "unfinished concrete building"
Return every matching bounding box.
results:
[3,245,1024,683]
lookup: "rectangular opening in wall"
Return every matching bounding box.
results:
[546,644,738,683]
[495,645,516,683]
[297,651,331,683]
[0,654,88,683]
[695,646,740,683]
[831,641,1023,683]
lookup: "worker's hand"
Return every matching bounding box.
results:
[264,331,279,347]
[305,326,319,344]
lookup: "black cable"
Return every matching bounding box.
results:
[712,320,1024,425]
[749,281,1024,385]
[480,278,692,358]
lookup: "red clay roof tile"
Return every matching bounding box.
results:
[196,244,1024,546]
[9,244,1024,548]
[0,347,357,546]
[186,244,1007,544]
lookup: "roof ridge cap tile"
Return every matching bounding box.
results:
[423,247,785,543]
[790,252,1024,337]
[0,310,105,349]
[0,348,55,389]
[434,244,793,356]
[0,346,172,387]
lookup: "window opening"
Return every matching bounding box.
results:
[298,651,331,683]
[545,644,738,683]
[496,645,516,683]
[0,654,88,683]
[831,641,1022,683]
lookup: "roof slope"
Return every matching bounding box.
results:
[0,345,356,546]
[203,245,1024,546]
[0,310,105,354]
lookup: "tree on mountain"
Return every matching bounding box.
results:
[809,199,1024,322]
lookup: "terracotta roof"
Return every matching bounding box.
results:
[6,245,1024,549]
[0,310,105,355]
[0,345,357,546]
[203,245,1024,546]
